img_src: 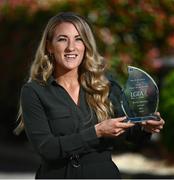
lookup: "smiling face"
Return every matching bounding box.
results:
[47,22,85,75]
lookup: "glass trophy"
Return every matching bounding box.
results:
[121,66,160,122]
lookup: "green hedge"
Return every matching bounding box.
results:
[160,70,174,152]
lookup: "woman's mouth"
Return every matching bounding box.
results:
[64,54,78,60]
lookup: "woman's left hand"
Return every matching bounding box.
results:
[141,112,165,133]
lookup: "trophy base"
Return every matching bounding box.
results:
[125,114,160,123]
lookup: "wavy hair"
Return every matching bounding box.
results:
[14,12,113,135]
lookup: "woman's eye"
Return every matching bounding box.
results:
[57,38,67,42]
[76,37,83,41]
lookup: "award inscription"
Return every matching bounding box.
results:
[121,66,160,122]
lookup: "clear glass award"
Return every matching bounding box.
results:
[121,66,160,122]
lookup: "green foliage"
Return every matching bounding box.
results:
[160,71,174,152]
[1,0,174,75]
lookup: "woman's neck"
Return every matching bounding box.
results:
[54,69,80,105]
[54,69,79,89]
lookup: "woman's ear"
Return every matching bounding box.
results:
[46,40,52,54]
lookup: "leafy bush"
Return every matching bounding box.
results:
[160,71,174,152]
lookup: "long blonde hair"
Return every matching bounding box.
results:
[14,12,113,135]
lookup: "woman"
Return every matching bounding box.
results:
[15,12,164,179]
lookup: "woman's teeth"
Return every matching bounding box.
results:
[64,54,77,58]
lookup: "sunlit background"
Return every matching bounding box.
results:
[0,0,174,179]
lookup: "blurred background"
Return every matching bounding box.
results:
[0,0,174,178]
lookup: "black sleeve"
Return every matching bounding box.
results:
[21,85,99,161]
[125,124,152,146]
[107,73,125,117]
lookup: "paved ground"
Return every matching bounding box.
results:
[0,172,34,179]
[112,153,174,179]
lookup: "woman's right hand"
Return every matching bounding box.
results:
[95,117,135,138]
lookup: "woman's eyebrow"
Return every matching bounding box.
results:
[55,34,81,38]
[56,35,67,38]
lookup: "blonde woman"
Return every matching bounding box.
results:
[15,12,164,179]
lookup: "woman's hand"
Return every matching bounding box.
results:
[95,116,135,138]
[140,112,165,133]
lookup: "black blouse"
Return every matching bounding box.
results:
[21,75,151,163]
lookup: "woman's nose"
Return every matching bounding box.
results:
[66,40,75,51]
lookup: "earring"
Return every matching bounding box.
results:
[48,53,54,61]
